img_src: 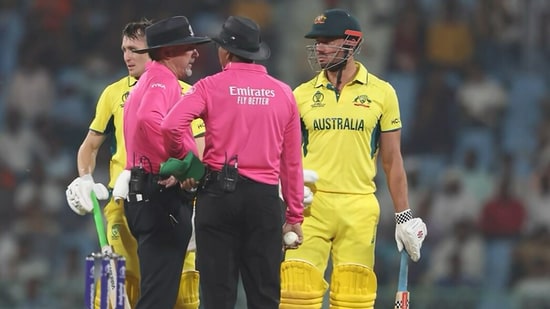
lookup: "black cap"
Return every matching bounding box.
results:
[304,9,361,39]
[135,16,211,53]
[211,16,270,61]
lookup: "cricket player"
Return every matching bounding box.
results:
[65,19,204,309]
[280,9,428,309]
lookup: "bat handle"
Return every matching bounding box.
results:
[395,251,410,309]
[398,251,409,291]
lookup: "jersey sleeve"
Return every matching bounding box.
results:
[379,83,402,132]
[89,85,115,134]
[191,118,205,137]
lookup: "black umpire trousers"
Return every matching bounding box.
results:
[124,184,193,309]
[195,174,283,309]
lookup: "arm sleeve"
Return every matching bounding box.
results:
[135,83,168,142]
[380,83,402,132]
[191,118,206,137]
[280,93,304,224]
[89,85,114,133]
[162,83,206,159]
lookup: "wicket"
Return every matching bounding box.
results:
[85,252,127,309]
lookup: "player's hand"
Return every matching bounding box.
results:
[303,169,318,208]
[395,209,427,262]
[113,170,131,201]
[66,174,109,215]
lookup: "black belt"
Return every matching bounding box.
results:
[205,169,256,183]
[127,168,162,202]
[127,192,147,203]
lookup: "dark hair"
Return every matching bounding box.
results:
[122,18,152,40]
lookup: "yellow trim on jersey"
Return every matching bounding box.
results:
[89,77,204,188]
[294,62,401,194]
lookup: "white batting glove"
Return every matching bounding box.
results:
[112,170,131,201]
[395,209,427,262]
[303,186,313,206]
[303,169,318,208]
[66,174,109,215]
[303,169,318,184]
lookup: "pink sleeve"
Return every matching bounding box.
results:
[136,85,168,139]
[162,83,206,159]
[280,93,304,224]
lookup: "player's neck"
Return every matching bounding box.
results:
[324,60,357,91]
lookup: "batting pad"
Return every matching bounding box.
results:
[280,260,328,308]
[330,264,377,308]
[174,270,200,309]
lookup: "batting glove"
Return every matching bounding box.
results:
[112,170,131,201]
[303,169,318,184]
[395,209,427,262]
[303,186,314,206]
[303,169,318,208]
[66,174,109,215]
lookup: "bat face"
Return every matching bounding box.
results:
[394,291,409,309]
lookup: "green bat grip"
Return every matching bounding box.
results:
[91,191,108,248]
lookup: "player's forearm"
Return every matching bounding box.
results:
[77,132,103,176]
[384,161,409,213]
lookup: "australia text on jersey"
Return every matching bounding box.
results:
[313,117,365,131]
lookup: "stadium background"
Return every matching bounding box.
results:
[0,0,549,308]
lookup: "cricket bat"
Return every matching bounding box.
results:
[394,251,410,309]
[91,192,131,309]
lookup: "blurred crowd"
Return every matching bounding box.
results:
[0,0,549,308]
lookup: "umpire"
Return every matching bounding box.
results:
[161,16,304,309]
[122,16,210,309]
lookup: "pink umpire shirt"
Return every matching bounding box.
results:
[162,62,304,224]
[124,61,197,173]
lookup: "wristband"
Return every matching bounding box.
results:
[395,209,412,224]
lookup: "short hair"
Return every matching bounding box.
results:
[122,18,152,40]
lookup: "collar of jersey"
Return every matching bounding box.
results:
[314,61,369,89]
[223,61,267,73]
[128,76,138,87]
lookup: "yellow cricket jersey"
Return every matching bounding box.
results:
[89,76,205,188]
[294,62,401,194]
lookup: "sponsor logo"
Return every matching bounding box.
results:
[111,224,121,240]
[151,83,166,89]
[120,91,130,108]
[311,91,325,107]
[229,86,275,97]
[230,86,274,105]
[391,118,401,125]
[352,94,371,108]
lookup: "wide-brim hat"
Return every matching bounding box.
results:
[305,9,362,39]
[135,16,211,54]
[211,16,270,61]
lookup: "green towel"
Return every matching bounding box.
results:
[159,152,205,181]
